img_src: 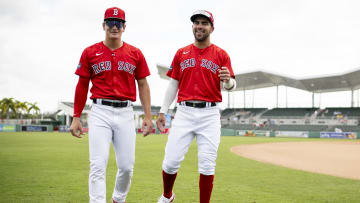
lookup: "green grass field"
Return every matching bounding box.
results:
[0,132,359,203]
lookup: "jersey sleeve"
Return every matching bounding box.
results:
[222,50,235,78]
[134,49,150,80]
[166,50,181,80]
[75,49,92,78]
[73,76,90,117]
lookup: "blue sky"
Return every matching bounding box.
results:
[1,0,360,112]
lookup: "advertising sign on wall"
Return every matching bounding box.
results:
[236,130,270,137]
[21,125,47,132]
[0,124,16,132]
[275,131,309,138]
[320,132,357,139]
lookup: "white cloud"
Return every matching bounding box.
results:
[0,0,359,112]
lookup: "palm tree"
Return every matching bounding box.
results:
[15,101,29,119]
[28,102,40,119]
[0,98,16,119]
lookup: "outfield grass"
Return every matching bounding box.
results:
[0,132,359,203]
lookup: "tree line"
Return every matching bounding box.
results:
[0,97,40,119]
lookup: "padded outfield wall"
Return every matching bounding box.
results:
[220,128,360,139]
[0,124,17,132]
[0,124,53,132]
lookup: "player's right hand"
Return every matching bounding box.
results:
[156,113,166,133]
[141,116,153,137]
[218,67,231,82]
[70,117,84,138]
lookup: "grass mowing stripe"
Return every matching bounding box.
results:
[0,133,359,202]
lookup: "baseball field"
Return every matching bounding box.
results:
[1,132,359,203]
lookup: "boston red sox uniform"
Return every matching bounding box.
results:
[75,41,149,102]
[158,10,235,203]
[72,7,151,203]
[163,44,235,175]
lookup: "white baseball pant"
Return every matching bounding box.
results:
[88,103,136,203]
[162,105,221,175]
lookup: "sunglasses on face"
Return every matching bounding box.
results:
[105,20,125,29]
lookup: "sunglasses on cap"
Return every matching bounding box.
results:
[105,20,125,29]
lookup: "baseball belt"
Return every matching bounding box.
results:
[93,98,132,108]
[180,101,216,108]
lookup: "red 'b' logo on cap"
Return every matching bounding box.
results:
[104,7,126,21]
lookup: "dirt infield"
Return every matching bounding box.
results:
[231,141,360,180]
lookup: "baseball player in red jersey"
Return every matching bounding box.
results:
[156,10,236,203]
[69,7,153,203]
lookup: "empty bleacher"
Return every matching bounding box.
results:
[243,108,268,117]
[226,124,330,132]
[256,125,329,132]
[261,108,319,118]
[329,125,360,132]
[221,106,360,133]
[318,107,360,118]
[221,108,242,117]
[221,108,267,119]
[226,124,256,130]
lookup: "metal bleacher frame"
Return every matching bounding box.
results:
[157,64,360,132]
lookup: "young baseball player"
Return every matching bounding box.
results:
[156,10,236,203]
[69,7,153,203]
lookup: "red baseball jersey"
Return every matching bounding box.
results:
[75,41,150,101]
[167,44,235,102]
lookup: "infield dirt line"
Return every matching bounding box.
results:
[230,141,360,180]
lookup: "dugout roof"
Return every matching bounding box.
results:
[156,64,360,93]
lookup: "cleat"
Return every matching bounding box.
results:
[112,199,125,203]
[157,193,175,203]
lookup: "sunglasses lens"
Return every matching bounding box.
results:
[106,20,124,29]
[117,21,124,28]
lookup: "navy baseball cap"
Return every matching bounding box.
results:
[104,7,126,22]
[190,10,214,26]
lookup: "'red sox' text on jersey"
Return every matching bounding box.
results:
[166,44,235,102]
[75,41,150,101]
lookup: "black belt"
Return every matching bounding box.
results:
[93,98,131,108]
[180,101,216,108]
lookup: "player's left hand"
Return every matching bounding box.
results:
[141,116,153,137]
[156,113,166,133]
[69,117,84,138]
[218,67,231,83]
